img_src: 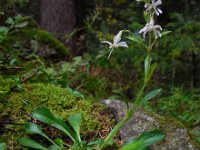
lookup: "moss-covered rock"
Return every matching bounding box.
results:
[19,29,70,57]
[0,83,110,149]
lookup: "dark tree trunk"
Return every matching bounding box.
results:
[40,0,79,54]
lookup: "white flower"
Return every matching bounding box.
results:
[145,0,162,16]
[101,30,128,59]
[139,19,162,39]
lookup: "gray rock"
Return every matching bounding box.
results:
[102,100,200,150]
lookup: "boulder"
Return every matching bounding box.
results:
[103,100,200,150]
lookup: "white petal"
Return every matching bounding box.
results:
[155,25,162,30]
[151,0,155,4]
[114,31,122,45]
[118,42,128,47]
[101,41,113,48]
[157,30,162,37]
[154,30,162,39]
[158,8,163,14]
[146,6,152,12]
[144,4,149,8]
[155,0,162,5]
[139,28,144,34]
[143,30,148,38]
[154,8,160,16]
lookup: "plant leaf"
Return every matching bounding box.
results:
[127,36,147,48]
[18,137,48,150]
[48,145,60,150]
[68,113,82,141]
[32,108,77,142]
[144,55,151,79]
[0,143,6,150]
[161,31,172,36]
[14,21,28,28]
[141,89,162,105]
[146,63,157,81]
[119,141,146,150]
[119,130,165,150]
[5,17,14,25]
[137,130,165,145]
[0,26,9,34]
[87,139,103,146]
[25,123,45,136]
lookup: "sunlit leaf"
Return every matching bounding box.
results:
[32,108,77,142]
[141,89,162,105]
[25,123,45,136]
[119,141,146,150]
[68,113,82,141]
[18,137,48,150]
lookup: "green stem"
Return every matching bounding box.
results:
[97,81,148,150]
[107,48,114,59]
[43,135,61,149]
[97,38,152,150]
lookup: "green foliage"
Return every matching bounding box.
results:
[147,87,200,126]
[19,108,83,149]
[119,130,165,150]
[19,108,112,150]
[18,137,48,150]
[31,56,109,99]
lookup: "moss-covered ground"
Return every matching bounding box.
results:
[0,83,112,149]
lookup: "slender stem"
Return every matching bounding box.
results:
[43,135,60,149]
[107,48,114,59]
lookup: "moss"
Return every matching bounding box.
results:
[0,83,110,148]
[19,29,70,56]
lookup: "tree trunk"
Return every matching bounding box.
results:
[40,0,77,54]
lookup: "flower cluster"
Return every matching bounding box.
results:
[145,0,162,16]
[139,19,162,39]
[101,0,163,58]
[139,0,163,39]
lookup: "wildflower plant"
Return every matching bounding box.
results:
[99,0,170,149]
[17,0,169,150]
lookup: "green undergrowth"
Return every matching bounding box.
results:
[0,83,111,148]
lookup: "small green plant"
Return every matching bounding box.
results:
[18,108,165,150]
[18,108,85,150]
[17,109,74,150]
